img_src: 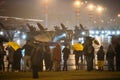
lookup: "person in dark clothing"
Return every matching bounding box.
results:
[115,41,120,71]
[44,45,52,71]
[31,44,42,79]
[106,44,116,71]
[0,43,5,71]
[22,40,33,71]
[73,42,84,70]
[97,46,105,71]
[13,48,22,72]
[38,46,44,72]
[84,43,95,71]
[62,45,70,71]
[6,46,14,72]
[73,50,83,70]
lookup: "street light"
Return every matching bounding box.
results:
[87,4,95,11]
[118,14,120,18]
[117,14,120,27]
[74,0,81,9]
[96,6,104,14]
[73,0,82,26]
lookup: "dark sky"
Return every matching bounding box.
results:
[0,0,120,29]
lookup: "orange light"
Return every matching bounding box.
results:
[74,0,81,9]
[87,4,95,11]
[96,6,104,13]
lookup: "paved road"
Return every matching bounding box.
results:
[1,70,120,80]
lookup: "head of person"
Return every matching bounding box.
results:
[100,46,103,50]
[78,42,81,44]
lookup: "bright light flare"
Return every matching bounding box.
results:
[17,31,20,34]
[96,6,104,13]
[42,0,53,7]
[87,4,95,11]
[116,30,120,35]
[81,31,85,35]
[22,34,27,39]
[43,0,49,6]
[0,31,4,35]
[16,40,21,45]
[118,14,120,18]
[73,0,82,9]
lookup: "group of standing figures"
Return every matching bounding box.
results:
[1,36,120,79]
[73,36,120,72]
[0,43,22,72]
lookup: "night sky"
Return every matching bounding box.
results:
[0,0,120,29]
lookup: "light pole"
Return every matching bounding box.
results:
[96,6,104,44]
[87,3,95,27]
[43,0,49,28]
[96,5,104,29]
[73,0,82,26]
[117,14,120,28]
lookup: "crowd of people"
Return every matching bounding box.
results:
[0,38,120,79]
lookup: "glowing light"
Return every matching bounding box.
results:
[16,40,21,45]
[118,14,120,18]
[60,40,65,43]
[96,6,104,13]
[62,33,66,37]
[87,4,95,11]
[22,34,27,39]
[81,31,85,35]
[17,31,20,34]
[107,31,111,35]
[89,30,95,34]
[43,0,49,6]
[42,0,53,7]
[116,30,120,35]
[21,49,25,57]
[78,37,84,43]
[95,31,99,35]
[101,31,104,34]
[74,0,82,9]
[112,31,115,35]
[85,1,88,4]
[0,31,4,35]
